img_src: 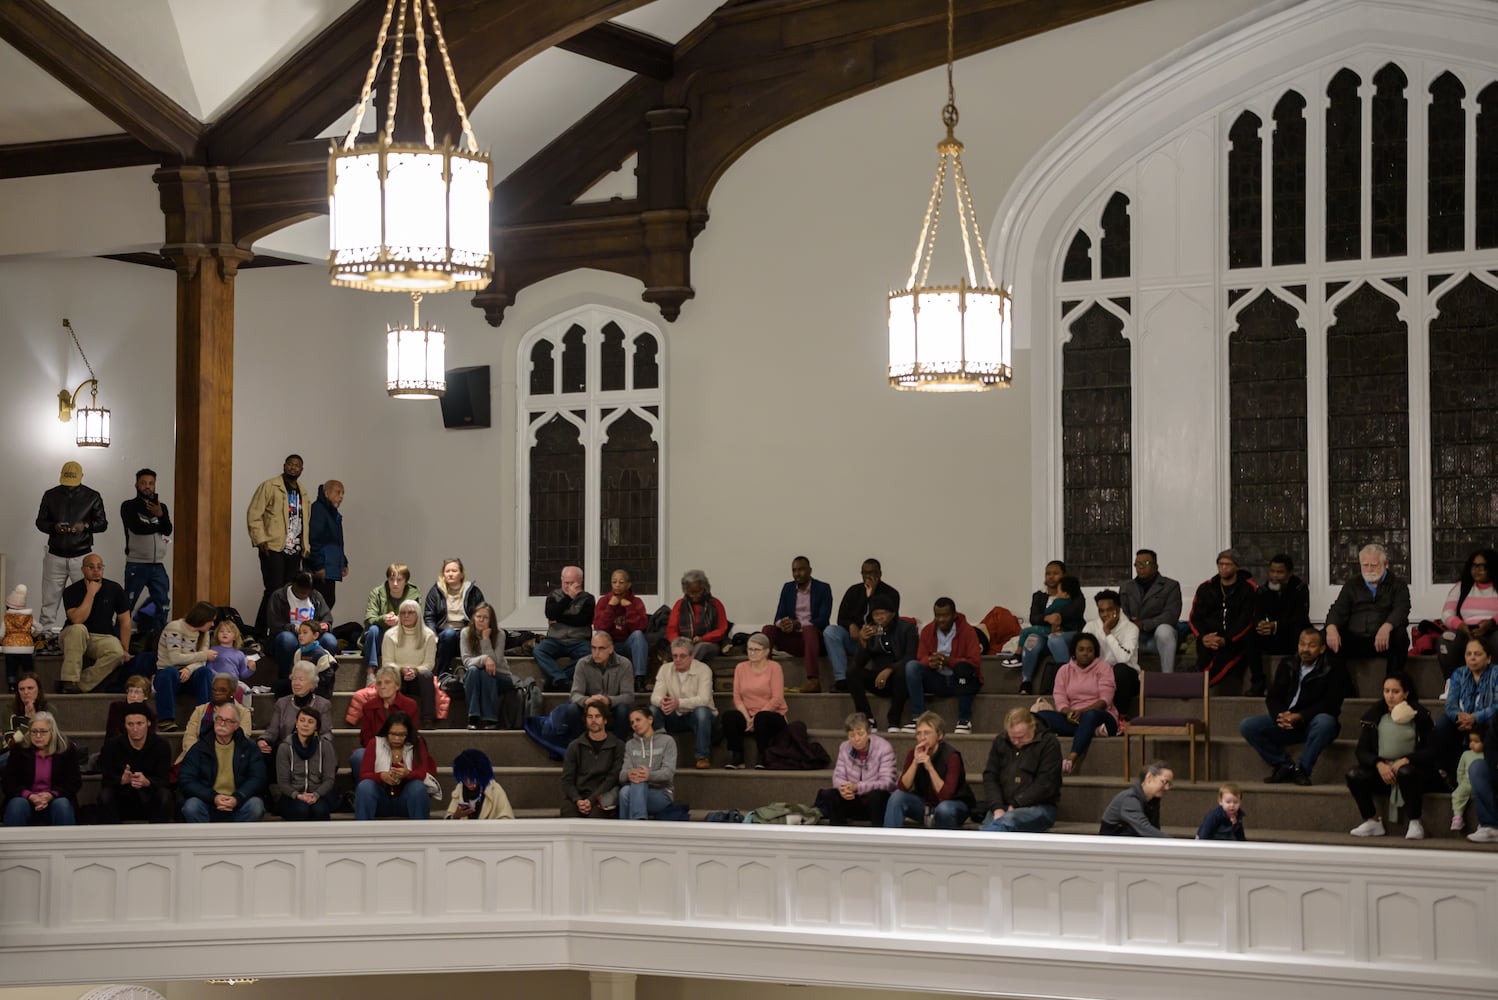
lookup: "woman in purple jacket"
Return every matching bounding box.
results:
[814,712,898,825]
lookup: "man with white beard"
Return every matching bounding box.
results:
[1324,543,1411,678]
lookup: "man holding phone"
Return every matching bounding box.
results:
[121,468,172,641]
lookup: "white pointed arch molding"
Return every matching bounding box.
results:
[2,823,1496,998]
[989,0,1498,607]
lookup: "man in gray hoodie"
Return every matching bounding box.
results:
[561,703,623,818]
[548,631,634,743]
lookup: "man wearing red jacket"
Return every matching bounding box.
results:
[903,598,984,734]
[594,568,651,690]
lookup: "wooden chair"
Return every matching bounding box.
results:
[1122,670,1210,783]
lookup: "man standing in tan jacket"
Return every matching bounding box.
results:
[247,454,310,632]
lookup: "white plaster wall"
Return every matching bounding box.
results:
[0,0,1267,627]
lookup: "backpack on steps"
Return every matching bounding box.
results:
[498,678,542,730]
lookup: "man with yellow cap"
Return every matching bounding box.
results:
[34,461,107,647]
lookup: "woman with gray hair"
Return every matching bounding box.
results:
[667,569,729,665]
[721,633,789,768]
[2,711,81,826]
[257,659,334,756]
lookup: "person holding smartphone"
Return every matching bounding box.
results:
[121,467,172,640]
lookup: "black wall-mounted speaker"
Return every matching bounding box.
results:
[439,365,491,429]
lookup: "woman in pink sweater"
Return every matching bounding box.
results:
[1033,632,1118,775]
[722,633,788,768]
[1438,548,1498,687]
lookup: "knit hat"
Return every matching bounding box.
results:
[869,594,897,614]
[5,585,25,610]
[1216,549,1240,567]
[59,461,83,486]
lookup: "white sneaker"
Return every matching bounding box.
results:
[897,724,918,733]
[1350,817,1386,837]
[1405,819,1425,840]
[1438,680,1450,701]
[1467,826,1498,843]
[954,721,972,734]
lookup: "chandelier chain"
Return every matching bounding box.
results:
[342,0,398,151]
[62,319,96,382]
[381,0,410,146]
[426,0,480,154]
[943,0,958,133]
[953,159,996,286]
[907,156,947,289]
[413,0,434,148]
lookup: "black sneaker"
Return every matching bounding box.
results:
[1264,764,1294,784]
[831,679,849,693]
[467,717,481,730]
[1292,766,1313,786]
[1018,681,1033,696]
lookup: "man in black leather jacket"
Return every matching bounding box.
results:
[34,461,107,639]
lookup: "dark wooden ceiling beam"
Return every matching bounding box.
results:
[473,0,1150,325]
[0,0,203,159]
[557,22,674,79]
[0,134,157,179]
[209,0,659,164]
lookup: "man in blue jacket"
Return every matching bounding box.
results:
[179,703,268,822]
[763,556,833,693]
[309,480,348,610]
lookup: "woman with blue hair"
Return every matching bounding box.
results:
[445,748,514,819]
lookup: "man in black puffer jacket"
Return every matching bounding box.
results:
[978,708,1062,833]
[34,461,107,639]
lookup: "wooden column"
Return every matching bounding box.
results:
[156,166,252,611]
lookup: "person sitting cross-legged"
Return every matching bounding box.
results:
[533,565,595,692]
[651,638,717,769]
[814,713,897,826]
[882,711,976,830]
[355,710,435,820]
[905,597,984,735]
[1033,633,1119,776]
[548,631,634,745]
[979,707,1063,833]
[97,704,172,823]
[179,702,267,823]
[1239,627,1350,786]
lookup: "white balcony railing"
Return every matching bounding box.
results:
[3,822,1495,999]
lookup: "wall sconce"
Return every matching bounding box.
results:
[57,318,110,447]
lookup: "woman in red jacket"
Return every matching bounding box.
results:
[354,711,435,820]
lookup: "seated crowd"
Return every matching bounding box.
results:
[3,543,1497,847]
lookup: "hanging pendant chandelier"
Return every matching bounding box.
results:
[329,0,493,293]
[887,0,1012,391]
[387,292,447,398]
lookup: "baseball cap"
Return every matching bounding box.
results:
[59,461,83,486]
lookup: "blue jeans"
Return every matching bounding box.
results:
[123,561,170,634]
[904,660,982,723]
[153,663,216,721]
[550,700,632,743]
[355,779,430,820]
[1240,712,1341,774]
[271,631,339,679]
[979,803,1056,833]
[617,630,650,678]
[1021,631,1074,683]
[822,625,858,682]
[435,628,463,676]
[1035,708,1117,756]
[654,705,715,761]
[534,637,590,685]
[465,665,515,723]
[181,796,265,823]
[3,795,76,826]
[1470,758,1498,828]
[362,624,387,667]
[619,783,672,820]
[883,789,968,829]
